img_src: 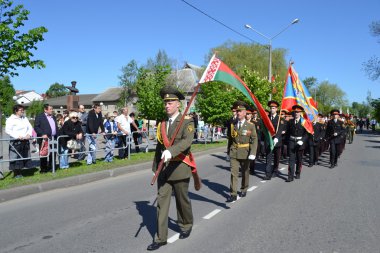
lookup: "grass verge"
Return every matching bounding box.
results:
[0,140,227,190]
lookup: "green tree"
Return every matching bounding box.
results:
[45,83,68,98]
[316,81,347,114]
[209,41,288,80]
[145,49,175,71]
[118,59,138,107]
[363,21,380,81]
[135,65,172,122]
[0,75,15,121]
[0,0,48,77]
[352,101,371,118]
[370,98,380,122]
[195,81,240,125]
[26,100,44,118]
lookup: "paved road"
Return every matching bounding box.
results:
[0,130,379,253]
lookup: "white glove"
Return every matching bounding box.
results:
[161,150,172,162]
[248,155,256,160]
[226,155,230,161]
[297,140,303,146]
[273,138,278,145]
[333,133,338,136]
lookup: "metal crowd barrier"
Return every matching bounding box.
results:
[0,126,222,175]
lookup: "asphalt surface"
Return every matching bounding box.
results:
[0,130,379,253]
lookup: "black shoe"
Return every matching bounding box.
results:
[335,163,338,167]
[226,195,237,202]
[250,170,255,175]
[147,242,167,251]
[295,174,300,179]
[264,175,271,180]
[330,164,335,169]
[308,164,313,167]
[179,228,192,239]
[285,178,294,182]
[240,192,247,197]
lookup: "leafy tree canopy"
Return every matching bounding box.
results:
[45,83,68,98]
[0,75,15,118]
[0,0,48,77]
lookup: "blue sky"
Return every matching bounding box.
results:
[10,0,380,104]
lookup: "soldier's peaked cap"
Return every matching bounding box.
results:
[330,109,340,115]
[233,101,247,111]
[246,105,255,113]
[160,85,185,100]
[292,105,304,112]
[267,100,279,108]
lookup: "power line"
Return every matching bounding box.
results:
[181,0,257,43]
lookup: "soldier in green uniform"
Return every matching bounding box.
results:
[226,101,258,202]
[147,86,196,251]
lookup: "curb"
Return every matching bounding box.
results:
[0,146,226,203]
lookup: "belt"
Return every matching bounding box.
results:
[233,143,249,148]
[289,136,302,140]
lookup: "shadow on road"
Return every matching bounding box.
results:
[189,190,230,209]
[134,200,157,239]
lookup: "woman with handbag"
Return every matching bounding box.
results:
[59,111,83,169]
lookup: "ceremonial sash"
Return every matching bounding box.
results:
[158,121,197,173]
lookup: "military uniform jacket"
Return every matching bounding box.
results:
[326,119,345,144]
[227,120,258,160]
[153,114,195,181]
[269,114,286,148]
[286,118,308,150]
[313,122,325,144]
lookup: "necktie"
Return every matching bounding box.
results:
[167,119,172,134]
[238,121,242,129]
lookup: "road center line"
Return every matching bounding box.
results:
[168,233,179,243]
[248,186,258,191]
[203,209,221,219]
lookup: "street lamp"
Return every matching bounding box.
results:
[245,18,299,84]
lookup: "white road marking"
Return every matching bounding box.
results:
[168,233,179,243]
[203,209,221,219]
[279,167,286,171]
[260,180,267,183]
[248,186,258,191]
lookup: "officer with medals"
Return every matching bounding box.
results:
[286,105,309,182]
[226,101,258,202]
[326,109,345,168]
[265,100,286,180]
[147,85,197,251]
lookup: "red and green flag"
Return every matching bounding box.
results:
[199,55,275,149]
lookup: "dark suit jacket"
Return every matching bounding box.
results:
[270,114,286,147]
[326,119,345,144]
[34,112,58,140]
[286,118,308,150]
[86,109,105,134]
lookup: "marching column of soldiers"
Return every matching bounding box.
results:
[225,100,355,190]
[147,87,356,249]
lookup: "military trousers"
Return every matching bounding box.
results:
[288,142,304,179]
[265,146,281,177]
[230,158,250,196]
[329,141,341,165]
[155,178,193,243]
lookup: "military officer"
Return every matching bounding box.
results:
[226,101,258,202]
[312,114,325,165]
[346,114,356,144]
[286,105,309,182]
[265,100,286,180]
[147,85,196,251]
[325,109,345,168]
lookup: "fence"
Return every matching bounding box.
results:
[0,127,227,175]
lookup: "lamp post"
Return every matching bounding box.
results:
[245,18,299,84]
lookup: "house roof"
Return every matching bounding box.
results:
[92,87,123,102]
[40,94,98,107]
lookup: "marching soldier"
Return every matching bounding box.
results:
[325,109,345,168]
[226,101,258,202]
[280,109,289,160]
[265,101,286,180]
[250,109,261,174]
[312,114,325,165]
[147,86,198,251]
[286,105,309,182]
[346,114,356,144]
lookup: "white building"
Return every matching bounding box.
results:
[14,90,43,104]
